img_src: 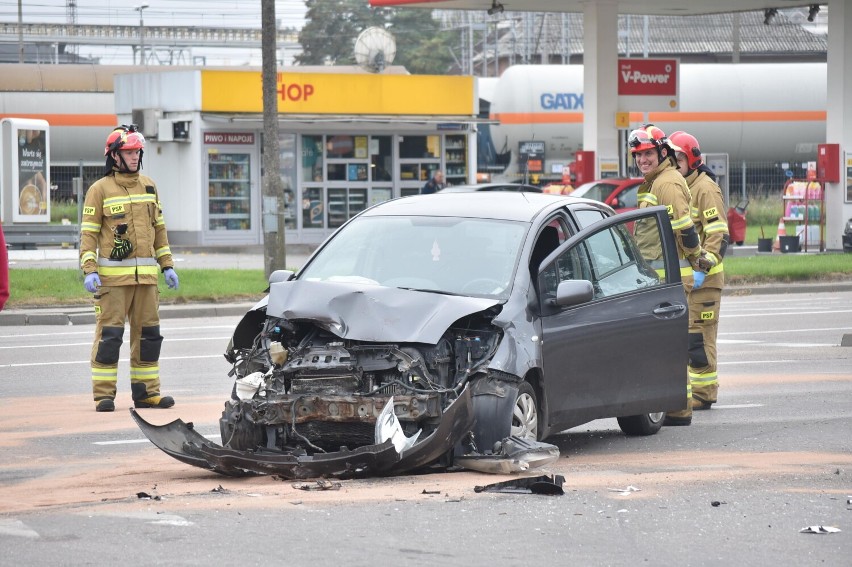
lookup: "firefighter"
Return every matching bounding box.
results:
[669,130,729,410]
[628,124,706,426]
[80,125,179,412]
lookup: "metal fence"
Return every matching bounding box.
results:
[50,164,104,202]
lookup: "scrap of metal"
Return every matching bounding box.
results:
[474,474,566,495]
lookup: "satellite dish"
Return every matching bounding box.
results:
[354,27,396,73]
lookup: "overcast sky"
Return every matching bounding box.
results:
[0,0,309,65]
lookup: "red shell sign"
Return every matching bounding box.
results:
[618,59,678,96]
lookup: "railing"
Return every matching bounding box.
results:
[0,22,299,49]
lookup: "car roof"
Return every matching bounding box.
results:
[572,177,643,196]
[361,192,612,222]
[439,183,543,193]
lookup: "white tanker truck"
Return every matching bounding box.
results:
[485,63,827,183]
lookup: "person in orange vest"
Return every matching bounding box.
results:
[669,130,730,411]
[80,125,179,412]
[628,124,707,426]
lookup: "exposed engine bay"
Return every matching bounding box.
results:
[131,281,560,479]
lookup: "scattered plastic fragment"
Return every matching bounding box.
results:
[800,526,841,534]
[608,486,640,496]
[136,492,161,501]
[474,474,565,495]
[291,479,342,491]
[211,485,230,494]
[711,501,726,507]
[421,489,441,495]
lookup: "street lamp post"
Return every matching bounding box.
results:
[135,4,149,65]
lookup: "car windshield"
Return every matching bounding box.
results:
[571,182,615,202]
[299,215,528,299]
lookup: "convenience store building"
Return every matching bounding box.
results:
[113,67,479,246]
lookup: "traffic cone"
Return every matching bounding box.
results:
[772,217,786,252]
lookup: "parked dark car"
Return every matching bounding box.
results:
[133,192,687,479]
[844,217,852,251]
[571,177,644,213]
[438,183,542,193]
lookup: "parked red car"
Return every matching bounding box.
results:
[570,178,643,214]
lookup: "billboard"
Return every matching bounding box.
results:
[617,58,680,112]
[1,118,50,223]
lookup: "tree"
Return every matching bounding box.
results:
[297,0,454,74]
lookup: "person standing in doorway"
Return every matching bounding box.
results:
[628,124,706,426]
[80,124,179,413]
[421,170,445,194]
[669,130,729,411]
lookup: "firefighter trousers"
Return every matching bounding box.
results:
[687,285,721,404]
[90,284,163,403]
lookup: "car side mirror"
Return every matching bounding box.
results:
[268,270,294,285]
[553,279,594,307]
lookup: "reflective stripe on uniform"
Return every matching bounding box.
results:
[705,220,729,234]
[670,214,693,231]
[98,257,158,267]
[130,365,159,381]
[81,251,97,266]
[99,265,160,277]
[707,262,724,275]
[81,221,101,233]
[92,367,118,382]
[639,193,658,206]
[689,370,718,386]
[154,215,165,227]
[155,246,171,259]
[103,194,157,208]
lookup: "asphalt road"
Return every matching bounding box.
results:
[0,291,850,566]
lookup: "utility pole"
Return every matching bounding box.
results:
[261,0,286,277]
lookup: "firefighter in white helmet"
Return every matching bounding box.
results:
[669,130,729,411]
[80,124,179,412]
[628,123,706,426]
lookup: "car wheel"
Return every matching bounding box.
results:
[512,381,540,441]
[617,411,665,436]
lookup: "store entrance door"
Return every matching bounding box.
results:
[202,132,260,244]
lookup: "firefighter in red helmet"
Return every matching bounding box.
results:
[628,124,706,426]
[669,130,729,411]
[80,124,179,412]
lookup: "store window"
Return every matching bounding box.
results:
[371,136,392,182]
[399,135,440,159]
[303,186,323,228]
[303,135,324,182]
[280,133,297,229]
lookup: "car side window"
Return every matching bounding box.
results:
[620,183,640,208]
[574,209,606,229]
[539,214,661,304]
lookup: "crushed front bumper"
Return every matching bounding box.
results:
[130,387,475,479]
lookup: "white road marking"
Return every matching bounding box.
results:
[720,326,852,336]
[0,354,224,369]
[718,360,798,365]
[0,336,231,350]
[712,404,764,409]
[0,519,39,538]
[0,325,235,339]
[94,433,220,446]
[724,309,852,318]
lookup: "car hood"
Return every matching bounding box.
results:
[267,280,501,344]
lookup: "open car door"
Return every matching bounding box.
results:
[537,206,688,431]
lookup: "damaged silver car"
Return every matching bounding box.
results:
[133,192,688,478]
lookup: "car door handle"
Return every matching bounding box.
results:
[653,303,686,317]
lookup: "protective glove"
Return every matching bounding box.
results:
[84,272,101,293]
[164,267,180,290]
[692,270,705,290]
[697,252,718,272]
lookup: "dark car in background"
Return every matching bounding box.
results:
[571,177,643,214]
[844,217,852,251]
[133,192,688,479]
[439,183,542,193]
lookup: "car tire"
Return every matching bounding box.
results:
[512,381,540,441]
[617,412,665,436]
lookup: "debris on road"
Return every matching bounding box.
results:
[291,479,342,491]
[474,474,565,495]
[210,485,230,494]
[136,492,161,501]
[608,486,640,496]
[799,525,841,534]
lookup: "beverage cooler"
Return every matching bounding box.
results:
[204,138,260,243]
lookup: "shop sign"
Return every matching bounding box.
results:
[204,132,255,145]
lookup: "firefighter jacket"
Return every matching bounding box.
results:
[685,167,728,289]
[635,158,702,278]
[79,171,173,286]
